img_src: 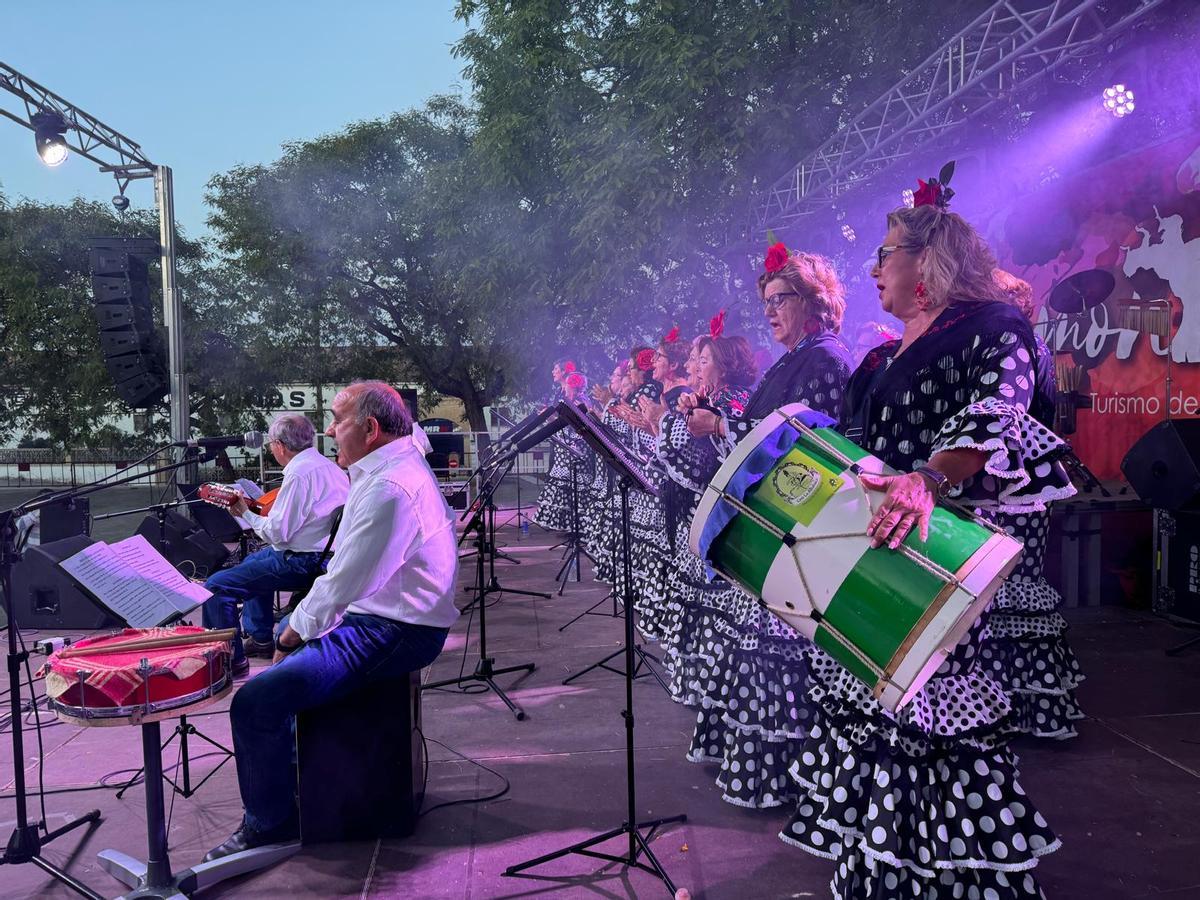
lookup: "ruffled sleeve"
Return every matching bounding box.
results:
[654,411,718,492]
[931,330,1076,511]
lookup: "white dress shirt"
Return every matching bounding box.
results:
[412,426,433,456]
[289,436,460,641]
[241,447,349,553]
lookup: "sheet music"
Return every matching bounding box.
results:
[59,535,212,628]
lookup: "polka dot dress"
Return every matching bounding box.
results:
[977,510,1085,739]
[532,441,576,532]
[783,302,1072,897]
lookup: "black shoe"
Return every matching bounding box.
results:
[232,658,250,678]
[203,817,299,862]
[244,636,274,659]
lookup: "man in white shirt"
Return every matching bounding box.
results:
[201,413,348,675]
[205,381,459,860]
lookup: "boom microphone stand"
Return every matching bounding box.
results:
[505,402,686,895]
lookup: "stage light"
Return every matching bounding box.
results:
[1102,84,1135,118]
[841,224,856,243]
[32,110,69,166]
[901,188,915,208]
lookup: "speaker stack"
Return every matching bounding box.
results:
[90,237,168,408]
[1122,419,1200,625]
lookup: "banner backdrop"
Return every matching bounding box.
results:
[987,133,1200,480]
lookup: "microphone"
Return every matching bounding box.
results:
[174,431,265,450]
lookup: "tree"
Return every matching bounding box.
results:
[0,194,278,447]
[453,0,993,354]
[206,97,560,432]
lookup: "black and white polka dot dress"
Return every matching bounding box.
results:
[977,509,1085,739]
[782,301,1075,897]
[532,438,577,532]
[659,333,855,808]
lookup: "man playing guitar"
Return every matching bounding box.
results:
[201,413,348,675]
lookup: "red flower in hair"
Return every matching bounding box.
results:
[565,372,585,390]
[764,242,789,274]
[562,361,576,373]
[635,348,655,372]
[709,309,727,340]
[913,179,941,208]
[664,326,680,344]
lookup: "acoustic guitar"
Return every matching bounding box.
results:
[198,483,280,516]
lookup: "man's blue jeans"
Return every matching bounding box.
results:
[230,612,448,833]
[201,548,325,664]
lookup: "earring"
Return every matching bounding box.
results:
[915,279,930,311]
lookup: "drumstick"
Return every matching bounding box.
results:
[57,629,238,660]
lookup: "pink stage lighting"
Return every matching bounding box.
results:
[1103,84,1135,118]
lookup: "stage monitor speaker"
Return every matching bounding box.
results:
[11,535,122,630]
[179,483,245,542]
[1121,419,1200,511]
[135,511,229,578]
[1154,509,1200,624]
[39,497,90,544]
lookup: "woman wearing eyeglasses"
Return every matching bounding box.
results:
[780,182,1074,899]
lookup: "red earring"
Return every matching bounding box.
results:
[915,280,930,311]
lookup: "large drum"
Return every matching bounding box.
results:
[690,403,1022,712]
[39,626,232,726]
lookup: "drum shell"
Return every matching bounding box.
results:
[691,404,1021,711]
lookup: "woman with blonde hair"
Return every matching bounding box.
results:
[781,177,1074,898]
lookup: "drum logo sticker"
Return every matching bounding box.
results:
[772,462,822,507]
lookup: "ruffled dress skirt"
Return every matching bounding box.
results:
[781,620,1060,898]
[976,510,1084,739]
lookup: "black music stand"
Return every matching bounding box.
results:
[425,439,545,719]
[505,402,686,896]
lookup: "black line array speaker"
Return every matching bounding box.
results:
[11,535,122,630]
[1121,419,1200,512]
[90,237,168,408]
[135,510,230,579]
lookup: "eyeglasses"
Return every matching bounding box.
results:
[761,291,802,313]
[876,244,908,269]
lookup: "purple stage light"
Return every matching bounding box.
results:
[901,188,915,208]
[841,224,857,243]
[1103,84,1135,118]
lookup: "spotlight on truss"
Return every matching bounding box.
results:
[901,188,915,208]
[1102,84,1135,118]
[31,110,69,166]
[841,224,856,243]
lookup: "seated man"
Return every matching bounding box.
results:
[202,413,348,675]
[205,381,460,859]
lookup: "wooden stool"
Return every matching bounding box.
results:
[296,670,424,843]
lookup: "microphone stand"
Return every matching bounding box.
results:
[0,450,219,899]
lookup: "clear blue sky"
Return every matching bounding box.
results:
[0,2,467,238]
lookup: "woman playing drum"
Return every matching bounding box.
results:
[780,175,1074,898]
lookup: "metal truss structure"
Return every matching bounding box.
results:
[0,63,156,193]
[751,0,1169,239]
[0,60,188,446]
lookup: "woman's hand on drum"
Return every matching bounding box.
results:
[860,471,934,549]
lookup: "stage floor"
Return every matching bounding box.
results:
[3,525,1199,899]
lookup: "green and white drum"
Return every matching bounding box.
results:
[689,403,1022,712]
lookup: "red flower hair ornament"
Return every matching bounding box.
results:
[635,348,655,372]
[764,241,789,275]
[709,309,727,340]
[912,161,956,210]
[565,372,585,390]
[562,361,576,374]
[664,325,680,344]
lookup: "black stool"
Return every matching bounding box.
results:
[296,671,424,843]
